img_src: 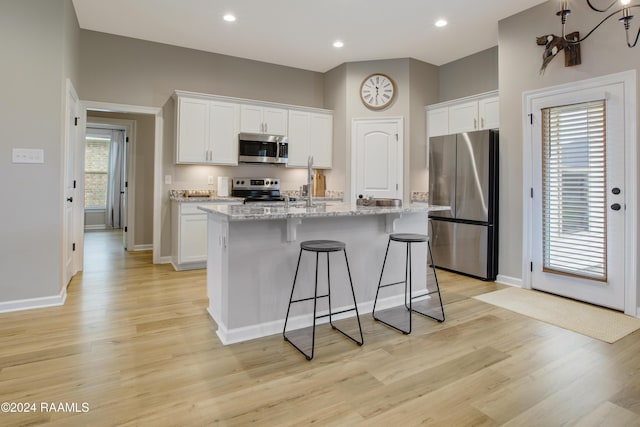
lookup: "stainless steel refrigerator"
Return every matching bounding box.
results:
[428,129,498,280]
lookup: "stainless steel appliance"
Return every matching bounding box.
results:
[232,177,288,203]
[238,133,288,164]
[428,129,498,280]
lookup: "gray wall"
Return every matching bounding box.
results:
[498,0,640,299]
[78,30,326,258]
[439,46,499,102]
[409,59,440,193]
[0,0,79,303]
[87,111,156,247]
[79,30,324,109]
[325,58,438,203]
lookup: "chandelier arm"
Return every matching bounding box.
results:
[565,8,625,43]
[586,0,619,13]
[628,26,640,47]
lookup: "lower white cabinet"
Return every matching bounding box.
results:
[171,201,241,270]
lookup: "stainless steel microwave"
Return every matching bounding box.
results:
[238,132,288,164]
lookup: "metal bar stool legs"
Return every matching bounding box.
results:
[372,233,445,334]
[283,240,364,360]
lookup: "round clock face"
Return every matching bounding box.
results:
[360,73,396,110]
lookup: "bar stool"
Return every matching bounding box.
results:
[283,240,364,360]
[372,233,445,334]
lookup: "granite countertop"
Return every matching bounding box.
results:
[198,202,449,221]
[171,196,245,203]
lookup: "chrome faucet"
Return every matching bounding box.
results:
[306,155,313,207]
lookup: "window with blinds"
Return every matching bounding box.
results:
[541,100,607,281]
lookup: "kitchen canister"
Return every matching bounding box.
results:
[217,176,230,197]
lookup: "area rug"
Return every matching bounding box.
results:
[473,287,640,343]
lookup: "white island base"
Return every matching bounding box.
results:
[202,204,437,344]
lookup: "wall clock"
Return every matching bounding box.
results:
[360,73,396,110]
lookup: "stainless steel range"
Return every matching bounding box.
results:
[232,178,287,203]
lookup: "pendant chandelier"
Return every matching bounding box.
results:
[558,0,640,47]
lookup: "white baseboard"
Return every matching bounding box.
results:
[84,224,107,230]
[210,293,414,345]
[157,255,172,264]
[171,261,205,271]
[0,288,67,314]
[129,244,153,251]
[496,274,523,288]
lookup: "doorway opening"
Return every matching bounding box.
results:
[76,101,163,273]
[84,123,130,250]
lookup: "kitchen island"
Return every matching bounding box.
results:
[199,202,447,344]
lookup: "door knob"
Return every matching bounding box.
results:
[66,197,73,203]
[612,187,621,195]
[611,203,621,211]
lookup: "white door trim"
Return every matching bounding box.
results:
[350,116,404,204]
[80,101,163,265]
[522,70,637,316]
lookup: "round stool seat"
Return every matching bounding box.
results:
[390,233,427,243]
[300,240,346,252]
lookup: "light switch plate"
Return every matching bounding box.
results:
[208,176,214,185]
[13,148,44,164]
[164,175,172,185]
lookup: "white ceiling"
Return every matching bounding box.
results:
[72,0,547,73]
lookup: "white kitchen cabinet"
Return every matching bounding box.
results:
[240,104,288,135]
[175,96,240,165]
[478,96,500,130]
[287,110,332,168]
[449,101,480,134]
[426,91,499,137]
[176,97,209,163]
[209,101,240,164]
[427,107,449,137]
[171,201,241,270]
[310,113,332,168]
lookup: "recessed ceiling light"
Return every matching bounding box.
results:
[333,41,344,48]
[435,19,447,27]
[223,14,236,22]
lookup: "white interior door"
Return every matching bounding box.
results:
[529,82,626,310]
[353,118,403,200]
[63,81,79,286]
[122,131,128,249]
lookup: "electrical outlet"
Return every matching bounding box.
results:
[208,176,215,185]
[164,175,172,185]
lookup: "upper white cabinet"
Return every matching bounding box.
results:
[449,101,480,134]
[287,111,333,168]
[240,105,288,135]
[427,91,499,137]
[478,96,500,130]
[174,90,333,166]
[175,96,239,165]
[427,107,449,137]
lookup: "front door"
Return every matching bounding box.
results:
[353,118,403,200]
[529,80,626,310]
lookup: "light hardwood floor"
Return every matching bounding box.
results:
[1,230,640,426]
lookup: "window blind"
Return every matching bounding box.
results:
[542,100,607,281]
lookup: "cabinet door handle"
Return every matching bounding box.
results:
[474,118,477,129]
[481,117,485,128]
